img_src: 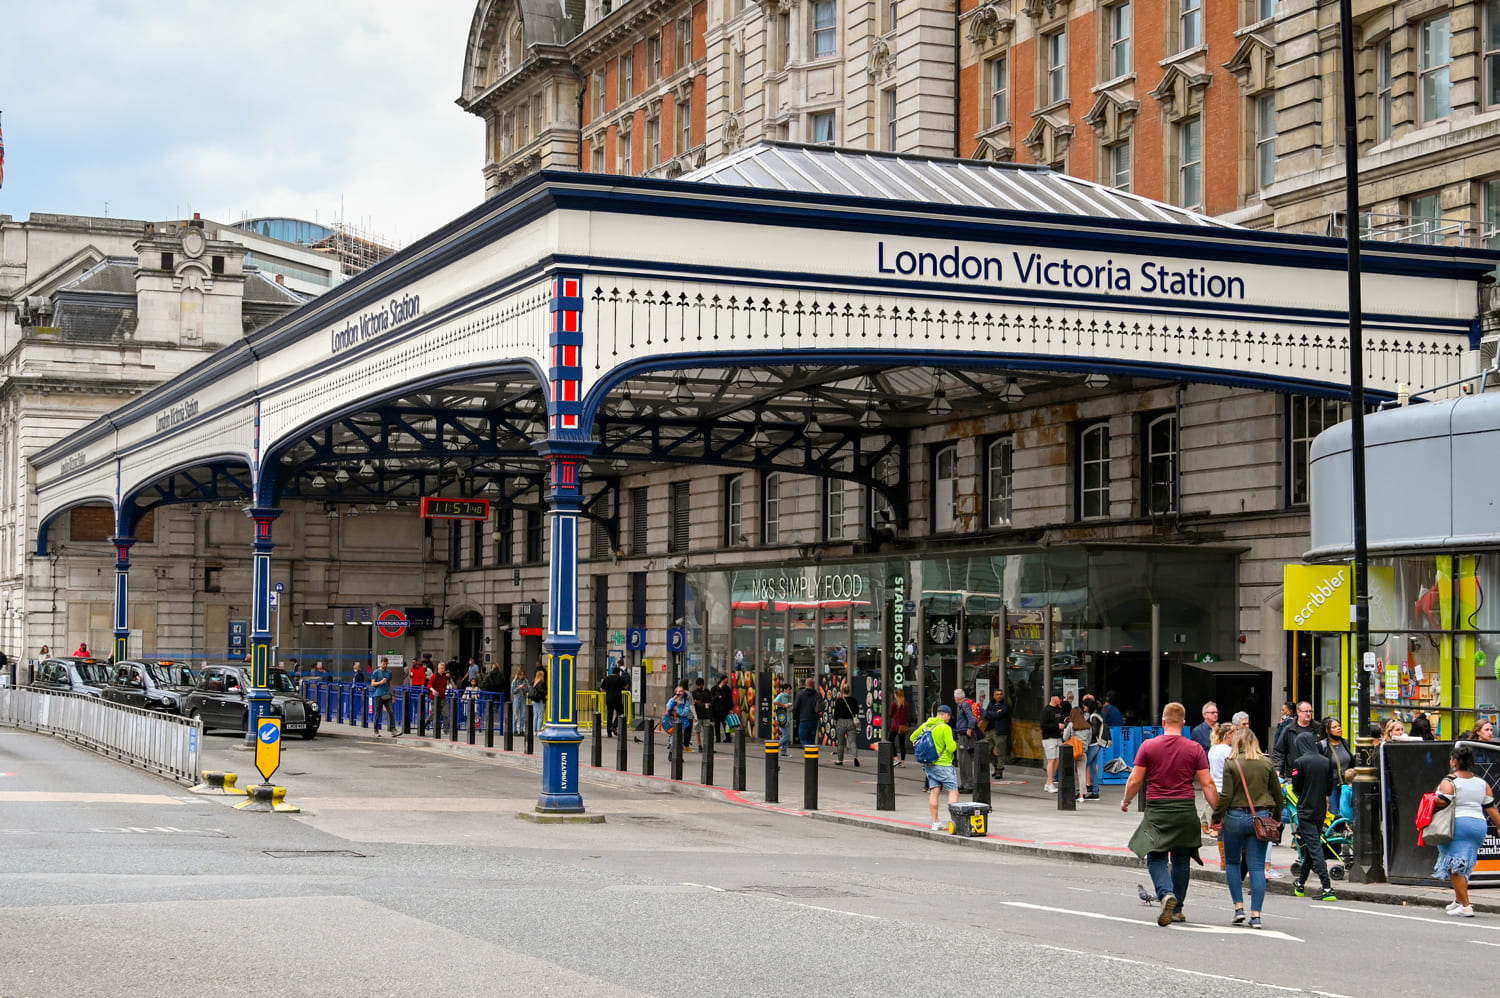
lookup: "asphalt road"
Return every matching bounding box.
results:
[0,729,1478,997]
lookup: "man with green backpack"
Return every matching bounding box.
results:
[912,705,959,831]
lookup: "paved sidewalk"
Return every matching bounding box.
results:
[308,719,1471,911]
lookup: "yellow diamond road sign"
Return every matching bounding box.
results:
[255,717,282,783]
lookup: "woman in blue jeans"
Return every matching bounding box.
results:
[1212,729,1284,929]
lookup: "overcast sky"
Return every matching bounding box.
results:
[0,2,483,249]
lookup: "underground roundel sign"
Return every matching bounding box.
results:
[376,609,409,638]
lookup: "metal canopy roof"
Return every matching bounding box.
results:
[684,141,1237,229]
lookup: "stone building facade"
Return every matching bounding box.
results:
[0,216,423,669]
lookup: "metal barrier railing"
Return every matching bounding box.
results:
[300,682,636,735]
[0,687,201,786]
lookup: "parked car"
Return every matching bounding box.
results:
[101,659,198,714]
[183,663,320,739]
[31,657,113,697]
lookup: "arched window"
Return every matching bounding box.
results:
[932,444,958,533]
[762,472,781,544]
[1077,422,1110,519]
[1143,412,1177,515]
[986,436,1013,527]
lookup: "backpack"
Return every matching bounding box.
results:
[1091,713,1113,748]
[914,726,940,765]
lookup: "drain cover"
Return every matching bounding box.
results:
[263,849,366,859]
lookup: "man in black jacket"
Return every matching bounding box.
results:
[983,688,1013,779]
[712,676,735,743]
[1290,731,1337,901]
[1274,702,1317,775]
[600,667,627,737]
[792,678,823,748]
[1040,695,1065,793]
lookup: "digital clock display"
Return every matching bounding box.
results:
[419,497,491,520]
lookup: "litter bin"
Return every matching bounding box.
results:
[948,801,992,837]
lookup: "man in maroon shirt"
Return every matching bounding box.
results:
[1121,702,1219,926]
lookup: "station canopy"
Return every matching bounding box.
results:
[29,141,1495,540]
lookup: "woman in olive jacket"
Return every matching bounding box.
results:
[1212,728,1285,929]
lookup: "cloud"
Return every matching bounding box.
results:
[0,1,484,247]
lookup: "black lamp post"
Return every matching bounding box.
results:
[1338,0,1383,884]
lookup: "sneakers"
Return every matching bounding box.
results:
[1293,883,1306,897]
[930,822,944,831]
[1044,783,1058,793]
[391,731,402,739]
[1084,792,1101,800]
[1232,909,1246,925]
[854,758,860,767]
[1447,904,1476,917]
[1248,916,1263,929]
[1265,869,1283,879]
[1320,889,1337,902]
[1171,911,1186,923]
[1446,901,1465,914]
[1157,894,1178,926]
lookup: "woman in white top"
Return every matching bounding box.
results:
[1433,743,1500,916]
[1207,723,1236,847]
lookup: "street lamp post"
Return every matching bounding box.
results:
[1338,0,1383,884]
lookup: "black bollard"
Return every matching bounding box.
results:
[360,689,370,728]
[485,699,496,749]
[804,745,819,810]
[432,694,444,739]
[733,724,747,792]
[670,725,684,781]
[765,741,779,803]
[973,739,992,805]
[1058,743,1076,810]
[616,718,628,771]
[524,707,536,755]
[449,695,460,743]
[592,712,603,768]
[503,702,515,752]
[642,719,655,776]
[467,697,477,744]
[700,731,715,785]
[417,691,428,736]
[876,741,896,811]
[402,690,413,736]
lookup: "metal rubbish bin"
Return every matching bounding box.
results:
[948,801,992,837]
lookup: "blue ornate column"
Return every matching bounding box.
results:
[535,272,595,813]
[109,535,135,663]
[245,507,281,743]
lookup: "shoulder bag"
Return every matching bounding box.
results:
[1237,760,1283,844]
[1422,783,1457,847]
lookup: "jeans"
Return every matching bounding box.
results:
[1146,847,1194,908]
[985,729,1006,772]
[372,696,396,733]
[1221,808,1269,911]
[1086,745,1102,792]
[531,700,544,733]
[834,718,858,762]
[606,699,623,736]
[779,715,791,750]
[512,697,528,733]
[797,718,817,748]
[1296,814,1330,890]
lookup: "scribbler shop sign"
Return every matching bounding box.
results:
[1284,563,1352,632]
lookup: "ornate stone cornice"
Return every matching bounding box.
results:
[965,3,1014,47]
[1223,31,1275,94]
[1149,61,1212,121]
[1083,90,1138,143]
[1022,114,1074,165]
[1019,0,1070,23]
[867,38,896,80]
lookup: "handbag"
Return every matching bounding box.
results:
[1422,788,1457,847]
[1064,736,1086,760]
[725,711,742,731]
[1236,760,1283,844]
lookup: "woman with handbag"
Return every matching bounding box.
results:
[1432,743,1500,917]
[1211,728,1283,929]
